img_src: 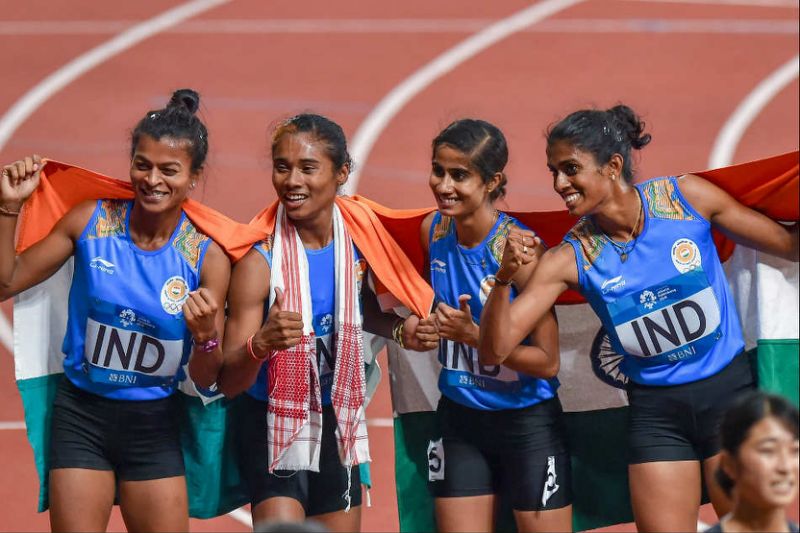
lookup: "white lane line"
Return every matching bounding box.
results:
[344,0,585,193]
[0,18,797,35]
[227,507,252,527]
[0,310,11,355]
[709,55,799,167]
[0,421,25,430]
[0,0,230,153]
[629,0,798,7]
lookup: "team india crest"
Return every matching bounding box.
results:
[161,276,190,315]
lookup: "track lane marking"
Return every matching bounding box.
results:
[0,0,230,153]
[344,0,585,193]
[709,55,799,167]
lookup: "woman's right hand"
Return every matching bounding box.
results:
[1,155,43,210]
[250,287,304,357]
[496,227,540,282]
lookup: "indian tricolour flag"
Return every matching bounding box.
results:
[13,160,263,517]
[375,151,799,532]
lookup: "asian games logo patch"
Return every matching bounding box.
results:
[639,290,657,310]
[479,275,497,306]
[161,276,190,315]
[671,238,701,274]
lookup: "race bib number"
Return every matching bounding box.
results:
[608,269,721,365]
[84,301,185,387]
[427,438,444,481]
[438,339,520,391]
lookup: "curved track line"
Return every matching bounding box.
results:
[709,55,799,167]
[344,0,585,193]
[0,0,230,153]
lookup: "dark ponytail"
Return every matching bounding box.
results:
[547,104,651,183]
[130,88,209,173]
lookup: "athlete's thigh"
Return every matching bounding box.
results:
[49,468,116,533]
[629,460,701,533]
[313,505,362,533]
[435,494,496,533]
[514,505,573,533]
[118,476,188,533]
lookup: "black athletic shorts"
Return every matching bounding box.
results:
[429,395,572,512]
[49,377,185,480]
[236,394,361,515]
[627,352,756,464]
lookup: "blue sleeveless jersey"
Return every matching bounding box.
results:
[246,238,367,404]
[564,177,744,386]
[429,212,559,411]
[62,199,211,400]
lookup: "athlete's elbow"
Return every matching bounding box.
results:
[540,358,560,379]
[478,350,506,367]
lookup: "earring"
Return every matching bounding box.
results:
[190,182,196,190]
[610,174,616,181]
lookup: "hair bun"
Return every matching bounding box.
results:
[606,104,651,150]
[168,88,200,115]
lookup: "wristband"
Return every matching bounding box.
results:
[391,318,406,348]
[493,275,512,286]
[193,337,220,353]
[0,204,20,217]
[247,334,268,361]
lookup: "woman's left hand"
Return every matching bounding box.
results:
[183,288,219,343]
[435,295,479,348]
[402,314,439,352]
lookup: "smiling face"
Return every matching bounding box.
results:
[546,140,617,217]
[724,416,800,510]
[129,134,197,214]
[271,131,347,224]
[429,144,497,218]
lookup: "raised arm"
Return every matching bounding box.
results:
[1,156,93,301]
[476,230,560,378]
[217,248,303,398]
[185,241,231,389]
[677,173,798,261]
[479,232,576,360]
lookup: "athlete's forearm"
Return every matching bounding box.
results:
[0,212,21,300]
[500,345,559,379]
[479,284,516,359]
[216,348,264,398]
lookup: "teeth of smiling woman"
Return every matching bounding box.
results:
[564,193,580,205]
[286,194,307,200]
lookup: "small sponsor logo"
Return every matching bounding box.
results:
[601,275,626,294]
[320,314,333,333]
[671,238,701,273]
[161,276,190,315]
[541,455,560,507]
[431,259,447,274]
[90,256,115,275]
[639,289,657,310]
[119,308,136,327]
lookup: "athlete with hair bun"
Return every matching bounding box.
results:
[480,104,799,532]
[418,119,572,532]
[0,89,230,532]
